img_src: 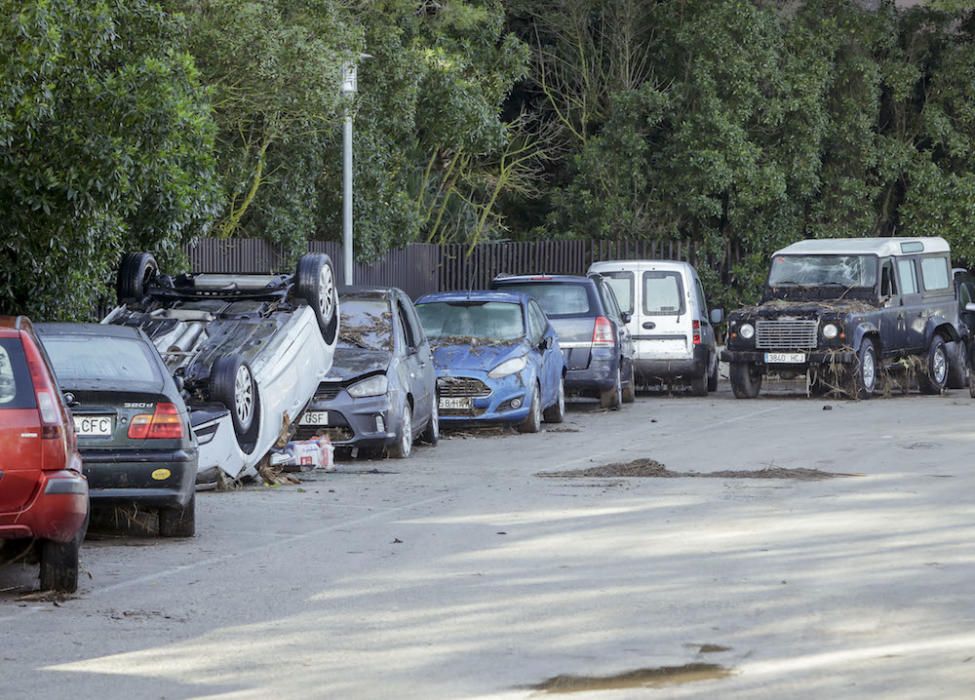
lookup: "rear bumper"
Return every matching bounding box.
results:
[565,348,617,394]
[635,345,708,380]
[0,470,89,543]
[720,349,857,366]
[81,448,197,509]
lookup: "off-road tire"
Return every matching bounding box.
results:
[543,378,566,423]
[599,369,623,410]
[946,341,970,390]
[159,493,196,538]
[210,355,260,447]
[730,362,763,399]
[621,364,636,404]
[420,398,439,446]
[847,338,877,400]
[918,335,949,395]
[295,253,339,344]
[519,384,542,433]
[116,252,158,305]
[388,403,413,458]
[39,536,81,593]
[707,354,719,392]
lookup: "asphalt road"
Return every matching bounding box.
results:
[2,382,975,699]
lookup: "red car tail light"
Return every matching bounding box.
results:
[592,316,615,347]
[692,320,702,345]
[129,403,184,440]
[21,332,62,440]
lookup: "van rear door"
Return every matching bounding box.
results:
[635,268,692,361]
[0,334,44,513]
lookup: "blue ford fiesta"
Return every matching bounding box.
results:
[414,291,566,432]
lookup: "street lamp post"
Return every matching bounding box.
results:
[340,62,357,286]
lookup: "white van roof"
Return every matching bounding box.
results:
[589,259,696,274]
[773,237,950,258]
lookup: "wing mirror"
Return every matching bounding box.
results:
[620,311,632,324]
[965,302,975,313]
[540,336,554,350]
[710,308,724,324]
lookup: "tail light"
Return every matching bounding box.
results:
[692,320,702,346]
[21,332,62,440]
[592,316,615,347]
[129,403,184,440]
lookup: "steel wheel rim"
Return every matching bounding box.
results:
[862,349,876,392]
[533,388,542,427]
[234,365,254,427]
[558,379,565,415]
[933,347,947,384]
[430,401,439,439]
[616,369,622,404]
[401,406,412,456]
[318,264,335,321]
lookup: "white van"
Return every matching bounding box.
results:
[587,260,722,395]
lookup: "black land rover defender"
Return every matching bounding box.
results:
[721,237,968,399]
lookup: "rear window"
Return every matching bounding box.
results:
[497,282,592,317]
[643,271,685,315]
[0,337,36,409]
[42,335,159,383]
[338,298,393,351]
[921,256,950,291]
[599,272,634,315]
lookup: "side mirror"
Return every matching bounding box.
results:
[620,311,632,324]
[710,308,724,324]
[174,375,185,392]
[540,336,553,350]
[965,302,975,313]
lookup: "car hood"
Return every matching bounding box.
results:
[325,347,391,382]
[734,299,876,320]
[431,340,526,372]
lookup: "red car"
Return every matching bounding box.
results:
[0,317,88,592]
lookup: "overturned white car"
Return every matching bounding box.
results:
[103,252,339,482]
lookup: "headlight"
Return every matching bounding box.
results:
[348,374,389,398]
[488,356,527,378]
[739,323,755,340]
[823,323,839,340]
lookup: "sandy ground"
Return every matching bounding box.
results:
[2,382,975,699]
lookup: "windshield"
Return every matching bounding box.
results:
[416,301,525,342]
[768,255,878,288]
[42,335,159,383]
[338,299,393,351]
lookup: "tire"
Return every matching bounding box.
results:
[729,362,763,399]
[946,341,970,390]
[689,367,708,397]
[420,398,439,446]
[543,378,566,423]
[39,537,80,593]
[159,492,196,538]
[707,353,719,392]
[918,335,949,395]
[621,363,636,404]
[116,252,158,305]
[519,384,542,433]
[295,253,339,344]
[847,338,877,400]
[388,402,413,458]
[599,368,623,410]
[209,355,260,445]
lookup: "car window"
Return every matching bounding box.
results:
[497,283,591,317]
[599,271,634,315]
[897,259,918,295]
[417,301,525,342]
[695,278,709,318]
[401,297,427,346]
[600,281,624,321]
[643,271,686,315]
[881,260,898,298]
[528,301,546,344]
[960,282,973,307]
[42,335,159,383]
[921,256,950,291]
[397,300,417,349]
[0,338,36,409]
[338,298,394,351]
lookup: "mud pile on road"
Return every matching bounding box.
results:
[537,458,854,480]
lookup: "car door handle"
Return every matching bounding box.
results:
[642,322,655,330]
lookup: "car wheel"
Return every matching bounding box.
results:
[847,338,877,400]
[116,252,158,305]
[39,537,80,593]
[946,340,970,390]
[918,335,949,395]
[519,384,543,433]
[210,355,260,445]
[707,354,719,392]
[388,403,413,458]
[730,362,763,399]
[599,368,623,410]
[420,398,440,446]
[159,492,196,538]
[543,377,566,423]
[295,253,339,344]
[621,363,636,404]
[689,367,708,397]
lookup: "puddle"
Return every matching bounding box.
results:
[530,663,732,693]
[538,458,854,480]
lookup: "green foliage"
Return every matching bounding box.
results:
[0,0,218,319]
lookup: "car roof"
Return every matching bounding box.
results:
[416,290,529,305]
[35,322,145,339]
[773,237,950,257]
[493,274,592,284]
[589,260,695,274]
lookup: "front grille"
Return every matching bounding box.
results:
[437,376,491,398]
[755,319,818,349]
[314,383,342,401]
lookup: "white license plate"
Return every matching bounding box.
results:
[765,352,806,364]
[439,397,472,410]
[298,411,329,426]
[73,415,113,436]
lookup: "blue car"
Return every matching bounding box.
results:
[415,291,565,432]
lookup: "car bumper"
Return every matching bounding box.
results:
[81,448,197,509]
[294,393,399,449]
[565,347,618,394]
[720,349,857,366]
[437,369,533,426]
[635,345,708,380]
[0,470,89,543]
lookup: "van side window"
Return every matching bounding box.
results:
[695,278,709,319]
[881,260,897,298]
[600,271,634,315]
[897,259,918,295]
[920,256,950,291]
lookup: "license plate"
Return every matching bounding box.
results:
[439,397,472,410]
[298,411,329,426]
[73,415,113,436]
[765,352,806,364]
